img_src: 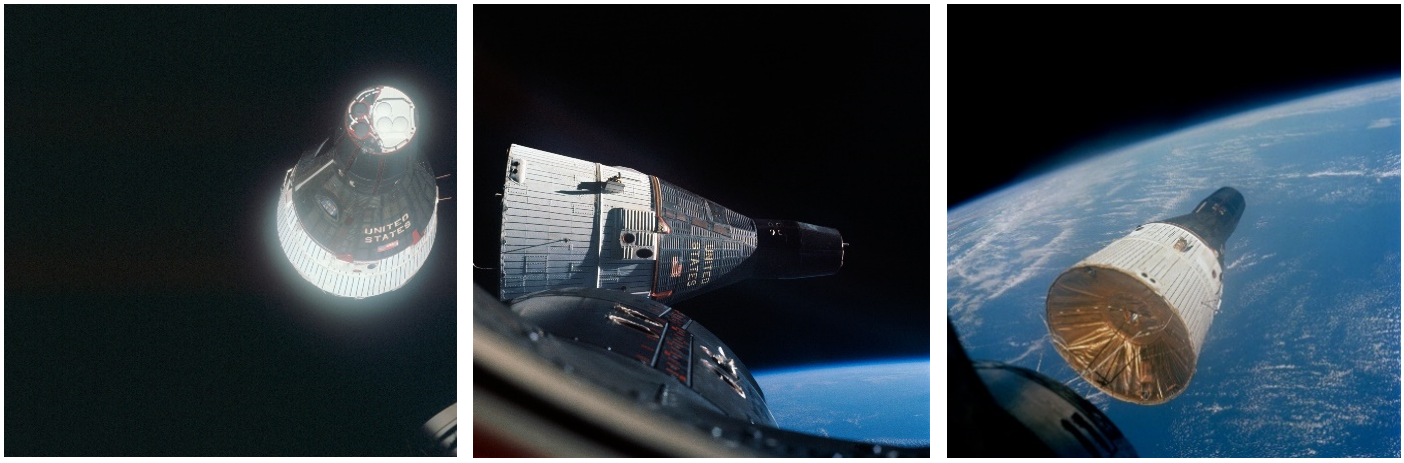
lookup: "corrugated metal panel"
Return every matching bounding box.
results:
[500,145,659,300]
[1083,223,1221,354]
[598,166,653,211]
[651,179,758,305]
[595,165,659,294]
[499,146,781,305]
[602,208,658,260]
[276,169,440,298]
[500,146,605,300]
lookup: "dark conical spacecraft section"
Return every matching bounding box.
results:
[1153,186,1246,259]
[288,131,437,263]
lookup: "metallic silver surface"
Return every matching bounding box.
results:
[498,145,839,305]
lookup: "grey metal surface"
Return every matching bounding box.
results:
[596,166,658,296]
[650,179,758,305]
[498,145,838,306]
[499,145,605,299]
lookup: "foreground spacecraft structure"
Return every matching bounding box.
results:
[1046,187,1244,404]
[498,145,844,304]
[479,146,925,456]
[421,403,457,456]
[949,323,1137,457]
[276,86,440,298]
[476,287,927,457]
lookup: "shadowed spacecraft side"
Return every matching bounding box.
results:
[949,322,1137,457]
[476,286,929,457]
[498,145,845,304]
[1046,187,1245,405]
[276,86,441,298]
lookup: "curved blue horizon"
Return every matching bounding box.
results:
[752,357,931,377]
[752,358,930,447]
[947,77,1400,456]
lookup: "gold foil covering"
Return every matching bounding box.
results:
[1046,265,1196,405]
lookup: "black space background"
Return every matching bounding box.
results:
[6,6,456,456]
[948,7,1400,208]
[473,6,931,373]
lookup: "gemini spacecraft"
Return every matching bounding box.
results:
[273,86,455,454]
[497,145,845,304]
[275,86,441,298]
[476,145,924,457]
[1046,187,1245,404]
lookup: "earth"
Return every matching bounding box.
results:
[949,78,1401,457]
[753,359,930,447]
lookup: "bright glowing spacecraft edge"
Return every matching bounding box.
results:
[276,86,440,298]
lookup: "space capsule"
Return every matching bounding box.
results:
[497,145,845,304]
[1045,187,1244,404]
[275,86,441,298]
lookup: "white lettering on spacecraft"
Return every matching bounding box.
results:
[685,241,715,287]
[363,213,413,243]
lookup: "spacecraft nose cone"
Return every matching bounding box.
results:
[749,220,845,279]
[1154,186,1246,256]
[345,86,418,154]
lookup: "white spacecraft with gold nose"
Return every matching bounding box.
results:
[1046,187,1245,404]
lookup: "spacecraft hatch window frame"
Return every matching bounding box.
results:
[315,193,340,220]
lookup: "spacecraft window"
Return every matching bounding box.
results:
[315,194,339,219]
[335,135,410,180]
[635,248,654,259]
[622,233,636,244]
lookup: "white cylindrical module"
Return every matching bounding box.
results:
[1047,187,1244,405]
